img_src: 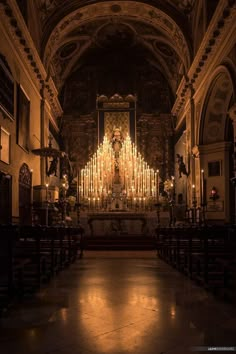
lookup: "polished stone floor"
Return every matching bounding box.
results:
[1,251,236,354]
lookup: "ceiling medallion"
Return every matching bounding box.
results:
[95,22,135,49]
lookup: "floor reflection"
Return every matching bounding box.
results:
[0,252,236,354]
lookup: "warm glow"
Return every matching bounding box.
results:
[79,134,159,210]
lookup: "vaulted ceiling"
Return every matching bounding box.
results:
[32,0,196,98]
[13,0,223,116]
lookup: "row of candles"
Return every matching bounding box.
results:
[80,196,158,210]
[79,135,160,207]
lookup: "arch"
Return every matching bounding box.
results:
[43,1,191,73]
[19,163,32,225]
[199,66,235,145]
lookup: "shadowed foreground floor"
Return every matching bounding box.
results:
[0,251,236,354]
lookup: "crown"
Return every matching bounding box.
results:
[113,126,122,132]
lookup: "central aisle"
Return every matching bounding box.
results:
[0,251,236,354]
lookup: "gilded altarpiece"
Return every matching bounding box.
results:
[104,112,130,141]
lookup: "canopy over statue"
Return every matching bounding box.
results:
[96,93,136,144]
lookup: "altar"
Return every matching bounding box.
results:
[77,209,165,237]
[78,94,162,236]
[87,212,147,237]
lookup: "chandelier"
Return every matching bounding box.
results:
[79,134,159,211]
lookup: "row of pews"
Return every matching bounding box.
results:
[0,224,84,314]
[156,225,236,302]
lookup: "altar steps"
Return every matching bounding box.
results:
[84,235,156,251]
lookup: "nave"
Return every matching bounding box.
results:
[1,251,236,354]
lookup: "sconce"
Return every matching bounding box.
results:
[209,186,219,201]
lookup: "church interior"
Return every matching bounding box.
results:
[0,0,236,353]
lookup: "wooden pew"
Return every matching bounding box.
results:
[155,225,236,302]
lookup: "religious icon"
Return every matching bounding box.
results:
[176,154,189,178]
[47,157,58,177]
[111,127,123,184]
[111,127,123,151]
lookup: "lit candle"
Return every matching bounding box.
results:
[45,183,49,201]
[45,183,49,226]
[201,169,204,205]
[30,169,33,203]
[192,184,196,201]
[77,169,79,203]
[156,169,159,202]
[62,182,66,198]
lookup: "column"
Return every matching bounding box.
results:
[229,104,236,224]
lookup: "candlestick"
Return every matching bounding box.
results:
[45,183,49,201]
[192,184,196,200]
[156,169,159,202]
[45,183,49,226]
[30,169,33,204]
[200,169,204,205]
[77,169,79,202]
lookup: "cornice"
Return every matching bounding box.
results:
[172,0,236,119]
[0,0,63,119]
[198,141,232,154]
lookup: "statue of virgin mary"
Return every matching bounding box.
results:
[111,127,123,184]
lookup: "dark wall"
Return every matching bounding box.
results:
[60,47,173,116]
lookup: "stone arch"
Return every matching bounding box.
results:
[198,64,236,223]
[43,1,191,74]
[19,163,32,225]
[199,66,234,145]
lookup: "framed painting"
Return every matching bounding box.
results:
[208,160,221,177]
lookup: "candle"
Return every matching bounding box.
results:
[192,184,196,201]
[45,183,49,201]
[30,169,33,203]
[77,169,79,203]
[171,176,175,202]
[45,183,49,226]
[156,169,159,202]
[80,134,159,210]
[200,169,204,205]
